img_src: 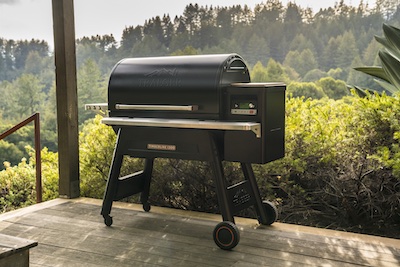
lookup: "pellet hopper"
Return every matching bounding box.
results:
[86,53,286,249]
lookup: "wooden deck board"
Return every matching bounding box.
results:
[0,198,399,267]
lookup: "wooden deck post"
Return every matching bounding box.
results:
[52,0,80,198]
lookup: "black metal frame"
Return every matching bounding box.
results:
[101,126,270,227]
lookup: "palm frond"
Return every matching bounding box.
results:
[353,24,400,95]
[374,79,398,94]
[353,66,390,83]
[382,23,400,58]
[379,50,400,90]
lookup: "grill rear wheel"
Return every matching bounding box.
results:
[213,221,240,250]
[103,215,113,226]
[143,202,151,212]
[261,201,278,225]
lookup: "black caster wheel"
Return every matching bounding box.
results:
[103,215,113,226]
[213,221,240,250]
[143,202,151,212]
[261,200,278,225]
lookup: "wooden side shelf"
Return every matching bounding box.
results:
[0,234,37,267]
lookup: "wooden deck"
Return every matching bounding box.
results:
[0,198,399,267]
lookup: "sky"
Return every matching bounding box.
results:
[0,0,365,46]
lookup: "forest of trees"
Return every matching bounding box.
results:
[1,0,400,236]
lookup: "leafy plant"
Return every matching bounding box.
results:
[0,147,59,213]
[354,23,400,95]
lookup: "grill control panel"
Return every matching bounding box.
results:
[230,97,258,115]
[224,82,285,164]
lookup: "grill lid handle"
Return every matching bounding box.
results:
[115,104,199,112]
[102,117,262,138]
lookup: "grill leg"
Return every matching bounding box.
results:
[241,163,269,225]
[209,133,234,223]
[140,158,154,212]
[101,129,124,224]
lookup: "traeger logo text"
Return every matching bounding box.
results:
[147,144,176,151]
[139,68,182,87]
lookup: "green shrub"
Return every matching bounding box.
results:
[39,147,59,200]
[79,115,116,198]
[317,77,349,99]
[0,147,59,213]
[79,114,145,199]
[268,93,400,236]
[0,159,35,212]
[287,82,327,99]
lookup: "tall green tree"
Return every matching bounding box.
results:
[254,0,284,23]
[162,14,174,48]
[1,74,46,120]
[216,7,233,39]
[24,51,44,76]
[144,16,164,45]
[299,49,318,77]
[321,36,341,72]
[288,34,315,53]
[13,40,49,70]
[375,0,399,20]
[120,26,143,57]
[0,39,5,81]
[77,59,107,124]
[362,37,381,66]
[284,2,302,38]
[284,49,318,78]
[265,58,289,82]
[244,34,270,66]
[0,81,13,120]
[251,61,268,82]
[41,83,58,151]
[183,3,201,37]
[132,35,168,56]
[24,50,54,95]
[336,31,359,72]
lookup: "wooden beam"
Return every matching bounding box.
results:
[52,0,80,198]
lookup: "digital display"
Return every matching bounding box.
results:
[240,102,250,109]
[234,101,256,109]
[231,99,257,115]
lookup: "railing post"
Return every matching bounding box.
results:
[0,113,42,203]
[34,113,42,203]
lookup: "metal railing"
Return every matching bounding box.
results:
[0,113,42,203]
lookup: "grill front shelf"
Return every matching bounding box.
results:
[102,117,261,138]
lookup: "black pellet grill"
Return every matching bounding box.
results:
[86,54,285,250]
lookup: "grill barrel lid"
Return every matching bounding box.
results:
[107,53,250,120]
